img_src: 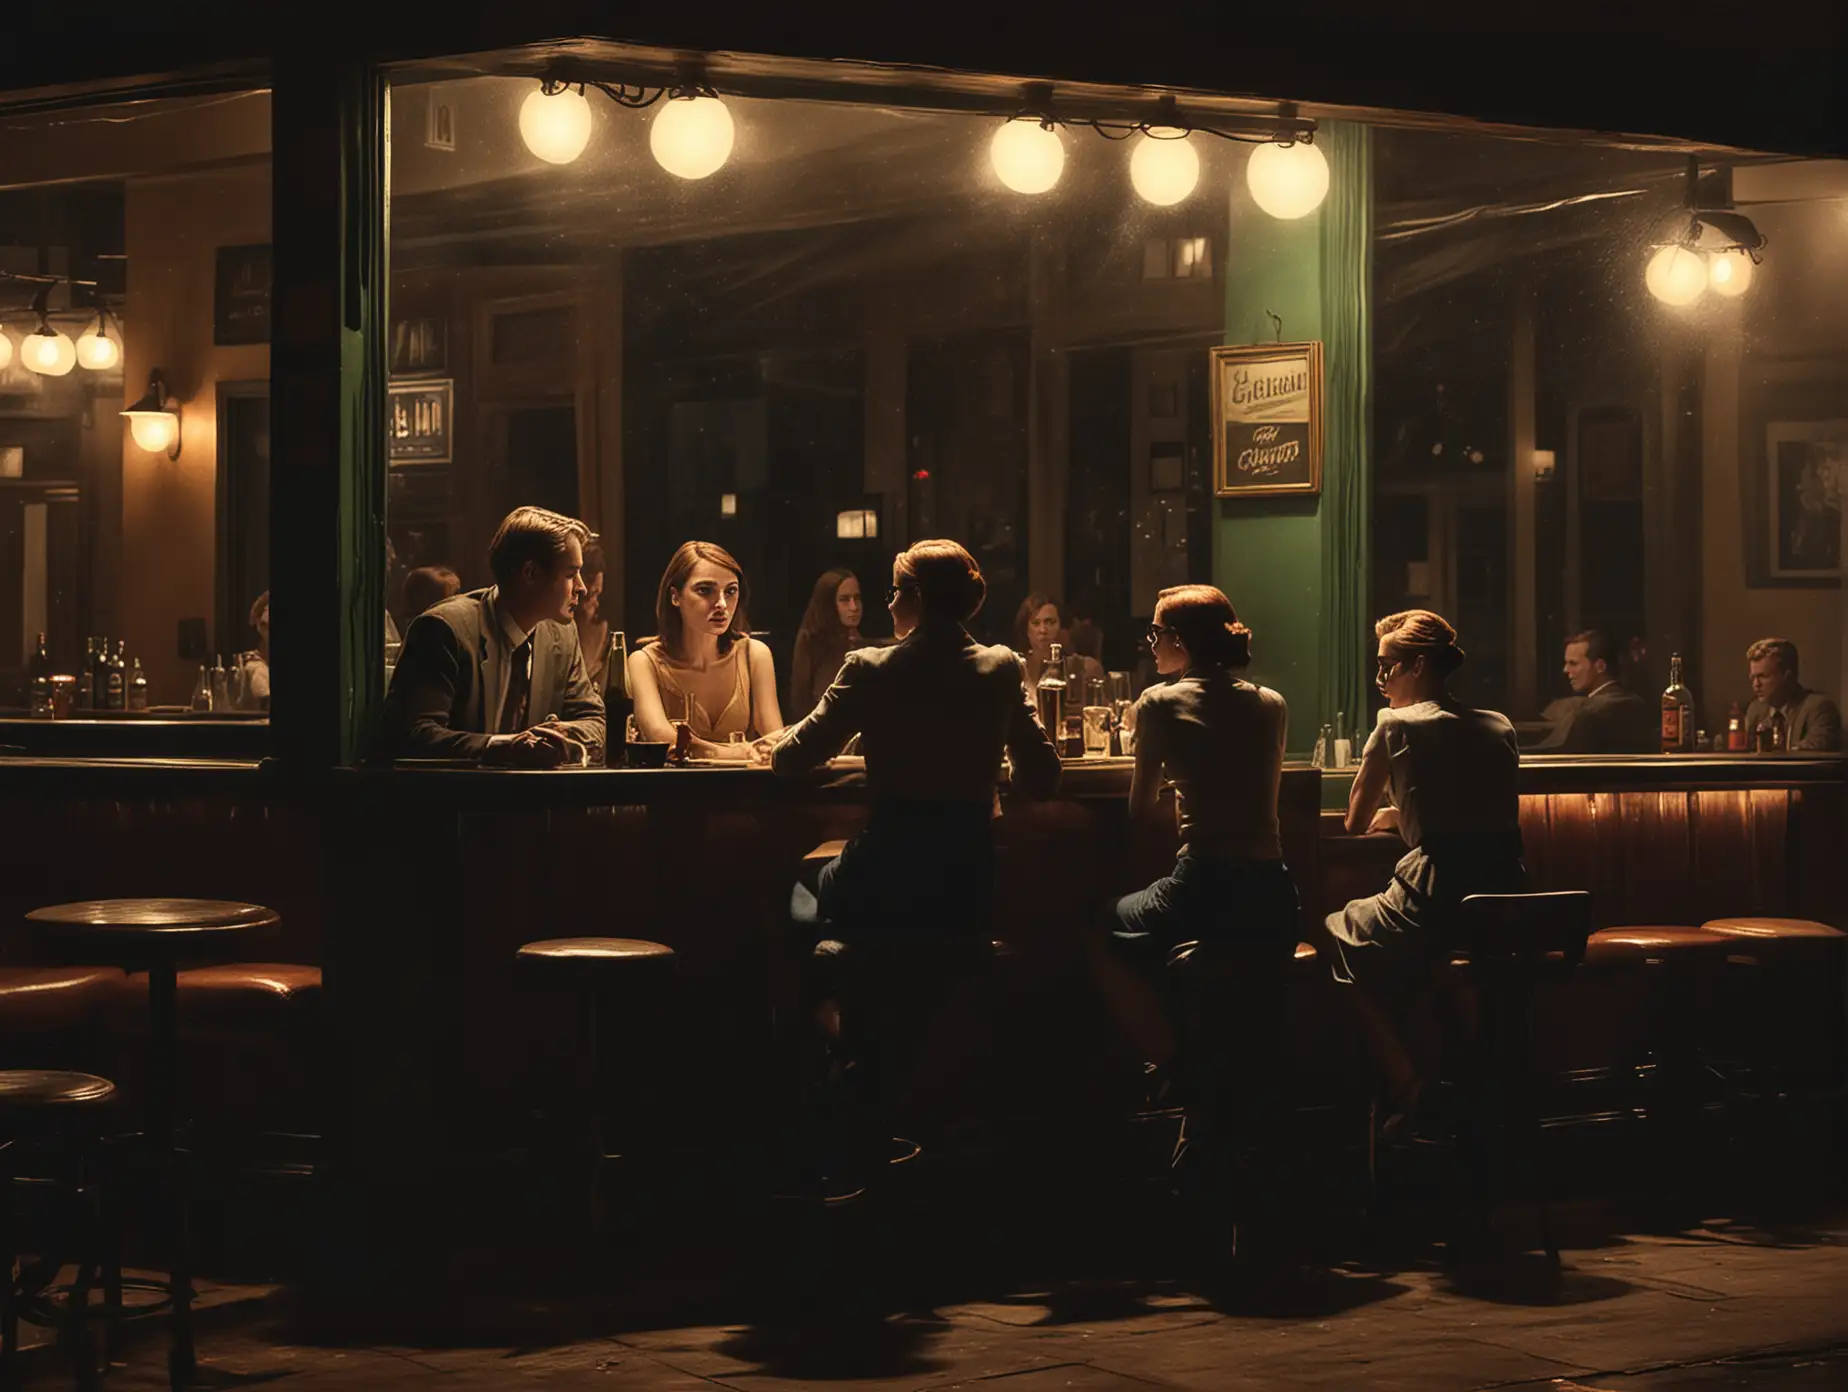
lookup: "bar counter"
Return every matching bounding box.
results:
[0,749,1837,1230]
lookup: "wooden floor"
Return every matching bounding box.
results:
[24,1205,1848,1391]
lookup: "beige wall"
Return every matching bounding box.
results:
[1699,188,1846,719]
[121,164,270,704]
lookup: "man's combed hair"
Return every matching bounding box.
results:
[488,507,589,587]
[1566,628,1620,672]
[1747,637,1799,678]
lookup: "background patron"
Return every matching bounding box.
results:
[1743,637,1842,751]
[1531,628,1657,754]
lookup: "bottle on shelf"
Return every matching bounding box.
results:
[1311,723,1332,770]
[128,658,148,712]
[190,664,213,713]
[1726,701,1747,752]
[77,637,95,711]
[1756,707,1789,754]
[92,637,111,710]
[211,654,229,712]
[1332,710,1352,769]
[1660,653,1694,754]
[1035,642,1068,745]
[28,632,51,717]
[104,640,127,711]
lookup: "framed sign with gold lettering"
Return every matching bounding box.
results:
[1211,341,1323,497]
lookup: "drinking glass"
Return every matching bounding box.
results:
[1082,704,1112,756]
[1106,671,1132,706]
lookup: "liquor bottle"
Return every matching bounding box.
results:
[190,664,213,713]
[28,632,50,717]
[1756,707,1788,754]
[1726,701,1747,752]
[92,636,110,702]
[1036,642,1068,742]
[104,641,126,711]
[211,654,229,712]
[128,658,148,712]
[77,637,95,711]
[1311,723,1332,770]
[1332,710,1352,769]
[606,631,632,726]
[1660,653,1694,754]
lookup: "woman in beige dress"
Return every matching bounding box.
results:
[628,541,784,760]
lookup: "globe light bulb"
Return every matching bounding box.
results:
[76,326,119,371]
[518,86,593,165]
[1129,128,1200,206]
[649,95,735,180]
[1645,244,1708,306]
[1708,249,1755,298]
[1246,140,1331,219]
[126,411,179,455]
[22,327,76,376]
[989,119,1064,195]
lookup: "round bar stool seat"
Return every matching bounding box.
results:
[0,1071,115,1111]
[514,938,676,984]
[1583,925,1734,968]
[1699,916,1846,942]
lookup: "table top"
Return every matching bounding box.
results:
[24,898,280,939]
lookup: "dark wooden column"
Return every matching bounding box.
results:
[269,55,388,771]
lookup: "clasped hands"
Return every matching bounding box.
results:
[485,718,583,769]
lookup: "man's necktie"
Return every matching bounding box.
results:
[500,637,533,734]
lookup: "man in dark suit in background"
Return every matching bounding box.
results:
[1532,628,1658,754]
[378,506,605,766]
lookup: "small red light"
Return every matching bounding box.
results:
[912,469,931,481]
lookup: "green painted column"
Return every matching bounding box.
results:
[1218,142,1327,754]
[1216,122,1370,755]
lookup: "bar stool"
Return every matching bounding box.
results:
[0,1071,119,1390]
[20,899,280,1386]
[1163,934,1298,1257]
[1700,917,1847,1184]
[512,938,676,1236]
[1446,891,1592,1269]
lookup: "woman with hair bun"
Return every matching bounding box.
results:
[1090,584,1297,1094]
[1326,608,1524,1134]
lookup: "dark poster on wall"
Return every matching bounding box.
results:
[214,244,272,346]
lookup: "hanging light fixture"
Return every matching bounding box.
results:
[650,95,735,179]
[121,369,181,458]
[1646,159,1765,307]
[519,85,594,165]
[1129,128,1200,206]
[1246,139,1330,219]
[75,304,119,372]
[19,286,74,376]
[990,117,1065,194]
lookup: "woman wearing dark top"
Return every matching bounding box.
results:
[768,540,1061,939]
[788,567,864,717]
[1326,609,1525,1131]
[1089,584,1298,1086]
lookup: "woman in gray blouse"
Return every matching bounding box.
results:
[1327,608,1525,1134]
[1090,584,1298,1097]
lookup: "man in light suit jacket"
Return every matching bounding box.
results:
[378,507,605,766]
[1744,637,1842,751]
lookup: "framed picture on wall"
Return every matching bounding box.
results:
[1211,340,1323,497]
[1764,419,1845,581]
[390,317,447,375]
[388,379,453,465]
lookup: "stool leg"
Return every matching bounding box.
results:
[583,991,605,1239]
[148,963,195,1389]
[0,1147,16,1391]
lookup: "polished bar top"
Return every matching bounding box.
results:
[0,751,1835,802]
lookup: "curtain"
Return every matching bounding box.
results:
[1316,121,1374,747]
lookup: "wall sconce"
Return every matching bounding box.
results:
[836,509,877,540]
[720,492,738,516]
[1532,449,1557,482]
[121,370,181,458]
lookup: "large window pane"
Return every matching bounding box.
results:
[0,90,271,723]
